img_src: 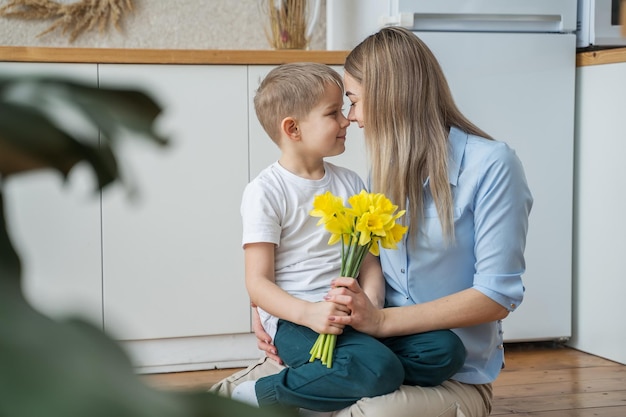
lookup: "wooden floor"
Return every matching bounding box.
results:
[143,342,626,416]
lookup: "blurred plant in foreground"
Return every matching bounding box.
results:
[0,74,294,417]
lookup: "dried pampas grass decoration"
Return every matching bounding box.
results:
[0,0,133,42]
[259,0,319,49]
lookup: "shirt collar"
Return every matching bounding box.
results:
[447,126,468,187]
[423,126,468,188]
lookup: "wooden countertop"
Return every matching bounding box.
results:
[576,47,626,67]
[1,46,625,66]
[0,47,349,65]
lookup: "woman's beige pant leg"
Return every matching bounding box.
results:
[332,381,492,417]
[209,357,285,397]
[210,358,492,417]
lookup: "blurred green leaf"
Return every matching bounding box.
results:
[0,75,294,417]
[0,101,120,188]
[0,75,168,188]
[0,294,293,417]
[0,192,21,292]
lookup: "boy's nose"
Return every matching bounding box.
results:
[340,113,350,128]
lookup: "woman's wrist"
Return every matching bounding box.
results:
[369,307,387,338]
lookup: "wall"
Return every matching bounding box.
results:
[0,0,326,50]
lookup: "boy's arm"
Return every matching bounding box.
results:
[355,253,385,309]
[245,242,347,334]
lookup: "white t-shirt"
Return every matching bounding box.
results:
[241,161,366,339]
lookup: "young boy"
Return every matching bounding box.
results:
[232,63,405,413]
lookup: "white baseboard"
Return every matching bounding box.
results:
[119,333,263,374]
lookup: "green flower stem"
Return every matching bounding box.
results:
[309,233,372,368]
[309,333,336,368]
[309,334,324,359]
[327,333,336,368]
[322,334,331,363]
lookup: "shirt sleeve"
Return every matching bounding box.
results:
[240,179,282,248]
[472,143,533,312]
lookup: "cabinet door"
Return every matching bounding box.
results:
[1,63,103,327]
[99,65,250,340]
[570,62,626,365]
[248,66,369,181]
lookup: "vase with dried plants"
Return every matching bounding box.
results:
[259,0,320,50]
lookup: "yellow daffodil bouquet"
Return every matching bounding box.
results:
[308,190,408,368]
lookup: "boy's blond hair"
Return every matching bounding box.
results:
[254,62,343,144]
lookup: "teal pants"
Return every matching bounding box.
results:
[255,320,466,412]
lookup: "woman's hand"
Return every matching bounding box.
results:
[329,278,512,338]
[325,277,385,337]
[251,303,283,364]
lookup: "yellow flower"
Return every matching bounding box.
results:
[308,190,407,368]
[355,211,386,245]
[368,236,382,256]
[310,191,345,225]
[311,192,354,245]
[324,211,352,245]
[380,222,408,250]
[346,190,374,218]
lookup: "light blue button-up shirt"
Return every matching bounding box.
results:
[380,126,533,384]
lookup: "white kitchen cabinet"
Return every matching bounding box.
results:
[4,62,373,373]
[96,65,259,371]
[248,65,369,181]
[1,62,103,327]
[569,61,626,365]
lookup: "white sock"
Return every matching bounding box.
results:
[231,380,259,407]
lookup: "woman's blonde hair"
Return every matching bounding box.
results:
[344,26,492,241]
[254,62,343,143]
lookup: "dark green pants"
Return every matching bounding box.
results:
[255,320,465,412]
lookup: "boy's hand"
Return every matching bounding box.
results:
[301,300,349,335]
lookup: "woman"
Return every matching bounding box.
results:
[213,27,532,417]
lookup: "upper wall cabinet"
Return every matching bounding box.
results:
[98,65,251,341]
[1,62,103,327]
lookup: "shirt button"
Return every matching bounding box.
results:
[510,303,516,309]
[497,344,504,349]
[400,268,405,273]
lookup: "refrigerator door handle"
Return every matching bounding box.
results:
[383,12,566,33]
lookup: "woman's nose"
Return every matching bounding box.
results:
[346,107,356,122]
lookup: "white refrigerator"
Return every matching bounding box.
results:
[327,0,576,342]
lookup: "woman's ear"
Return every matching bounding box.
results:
[281,117,301,141]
